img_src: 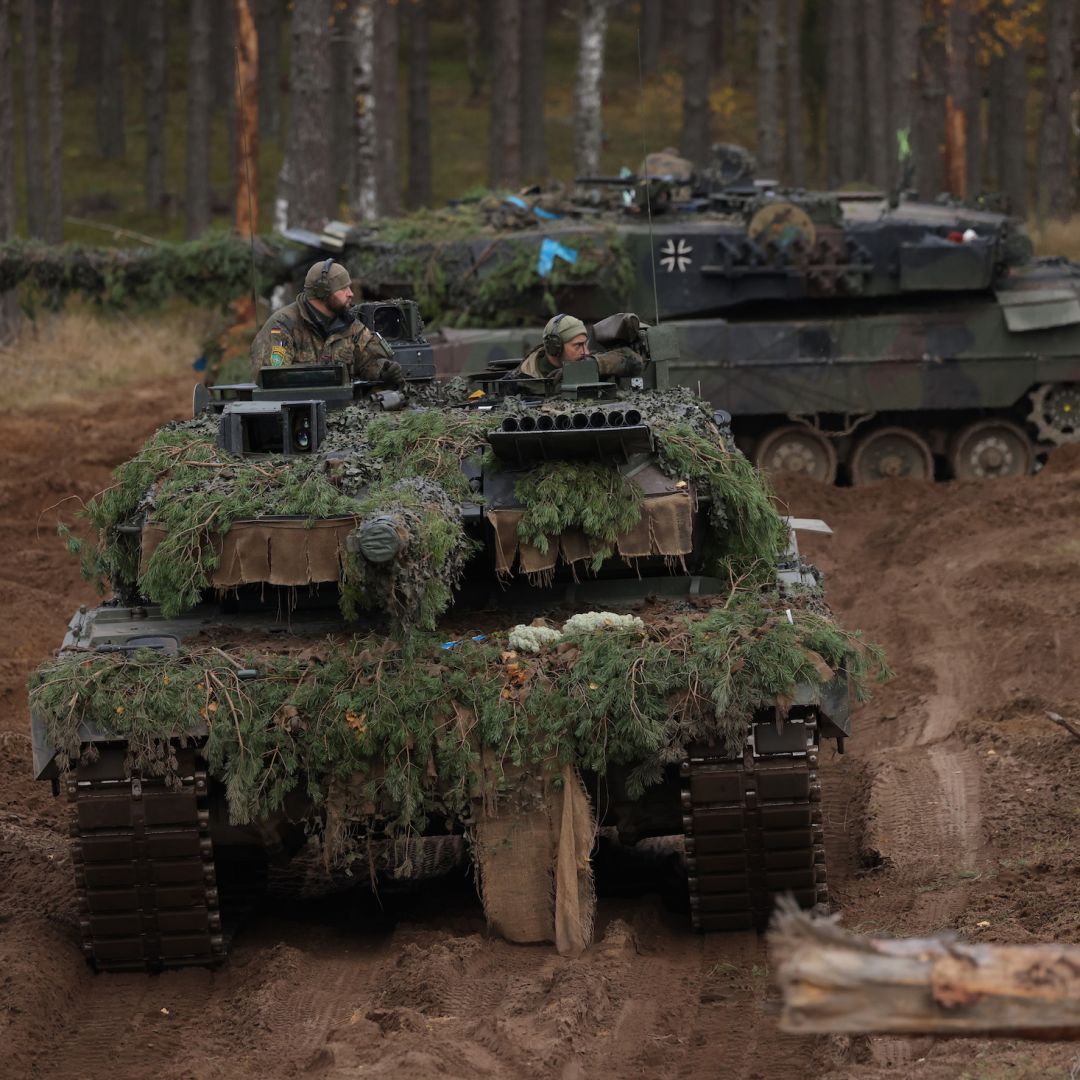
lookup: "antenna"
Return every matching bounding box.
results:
[636,29,660,327]
[234,44,259,332]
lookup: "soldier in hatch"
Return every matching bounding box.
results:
[250,259,404,385]
[513,313,644,382]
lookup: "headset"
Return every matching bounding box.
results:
[309,258,336,300]
[543,313,570,359]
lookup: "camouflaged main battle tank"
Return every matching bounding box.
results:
[29,304,887,970]
[282,145,1080,485]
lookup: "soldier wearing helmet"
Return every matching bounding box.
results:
[513,313,645,383]
[250,259,403,386]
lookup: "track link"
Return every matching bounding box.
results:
[68,746,225,971]
[681,720,827,931]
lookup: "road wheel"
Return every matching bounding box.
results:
[850,427,934,485]
[949,420,1033,479]
[754,425,838,484]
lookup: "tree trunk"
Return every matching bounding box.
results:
[640,0,661,77]
[281,0,335,230]
[914,5,945,200]
[464,0,486,104]
[519,0,546,180]
[143,0,166,215]
[406,0,431,208]
[257,0,281,141]
[0,0,18,343]
[489,0,521,188]
[574,0,608,180]
[74,0,100,87]
[234,0,258,236]
[890,0,919,189]
[46,0,62,242]
[826,0,859,186]
[783,0,804,186]
[20,0,44,236]
[349,0,377,223]
[331,3,354,214]
[861,0,889,187]
[756,0,781,177]
[943,0,971,197]
[185,0,212,238]
[96,0,125,160]
[999,37,1026,216]
[1038,0,1075,220]
[772,902,1080,1038]
[680,0,713,170]
[374,0,400,215]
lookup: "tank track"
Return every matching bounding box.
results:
[67,746,225,971]
[681,721,827,932]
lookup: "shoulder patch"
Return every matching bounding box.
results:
[270,343,286,367]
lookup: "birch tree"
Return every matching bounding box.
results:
[574,0,608,180]
[349,0,378,222]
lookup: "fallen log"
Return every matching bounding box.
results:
[769,898,1080,1039]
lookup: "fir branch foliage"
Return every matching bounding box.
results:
[29,594,891,839]
[514,461,643,566]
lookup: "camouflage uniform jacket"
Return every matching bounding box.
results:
[250,293,393,379]
[515,344,640,382]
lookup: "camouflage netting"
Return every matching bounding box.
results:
[29,593,890,845]
[62,391,789,631]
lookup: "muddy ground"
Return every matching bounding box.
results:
[2,377,1079,1079]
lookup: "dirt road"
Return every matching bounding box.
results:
[2,379,1079,1079]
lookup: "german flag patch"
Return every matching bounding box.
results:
[269,329,287,367]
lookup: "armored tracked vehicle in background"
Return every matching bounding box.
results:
[30,304,886,970]
[283,146,1080,484]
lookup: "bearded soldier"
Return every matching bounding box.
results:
[250,259,403,385]
[512,313,645,383]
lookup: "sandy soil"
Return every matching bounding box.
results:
[2,381,1080,1079]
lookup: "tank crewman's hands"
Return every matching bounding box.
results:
[351,327,396,381]
[378,359,405,388]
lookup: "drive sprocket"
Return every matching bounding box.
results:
[1027,382,1080,445]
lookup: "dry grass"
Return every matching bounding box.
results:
[1026,216,1080,261]
[0,305,216,412]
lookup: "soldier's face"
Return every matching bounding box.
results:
[327,284,354,313]
[563,334,588,362]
